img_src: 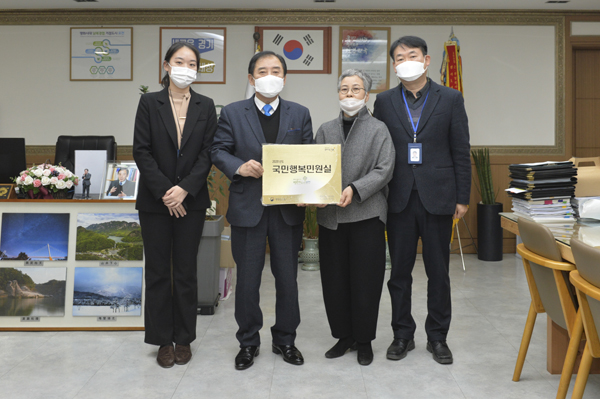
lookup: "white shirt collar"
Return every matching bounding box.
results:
[254,95,280,114]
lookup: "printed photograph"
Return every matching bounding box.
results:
[76,213,143,261]
[0,213,70,261]
[73,267,143,316]
[0,267,67,317]
[102,162,139,200]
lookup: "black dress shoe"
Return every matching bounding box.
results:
[427,340,453,364]
[272,344,304,365]
[357,342,373,366]
[386,338,415,361]
[325,337,357,359]
[157,344,175,368]
[235,346,259,370]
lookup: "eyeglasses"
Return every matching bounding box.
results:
[339,87,366,95]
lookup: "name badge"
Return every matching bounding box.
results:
[408,143,422,164]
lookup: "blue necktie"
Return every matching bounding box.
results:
[263,104,273,117]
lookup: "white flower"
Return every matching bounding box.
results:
[33,169,43,177]
[56,180,67,189]
[43,169,51,177]
[56,167,65,174]
[41,176,51,186]
[50,177,58,185]
[65,180,73,189]
[65,171,72,178]
[23,176,33,185]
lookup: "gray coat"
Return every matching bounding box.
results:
[316,106,395,230]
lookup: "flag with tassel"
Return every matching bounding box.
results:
[440,28,463,95]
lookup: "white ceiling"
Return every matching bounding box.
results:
[1,0,599,11]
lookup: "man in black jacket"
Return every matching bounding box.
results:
[373,36,471,365]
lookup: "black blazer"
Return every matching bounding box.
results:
[133,88,217,214]
[211,96,314,228]
[106,179,135,197]
[373,80,471,215]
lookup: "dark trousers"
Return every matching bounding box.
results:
[319,218,386,343]
[387,190,453,341]
[82,185,90,198]
[231,206,303,347]
[139,210,205,346]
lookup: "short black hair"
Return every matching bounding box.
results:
[247,51,287,76]
[389,36,428,60]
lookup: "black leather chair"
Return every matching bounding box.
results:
[0,138,27,183]
[54,135,117,172]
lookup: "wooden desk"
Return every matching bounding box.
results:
[501,214,600,374]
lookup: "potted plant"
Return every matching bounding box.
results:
[471,148,503,261]
[13,163,78,199]
[300,206,319,271]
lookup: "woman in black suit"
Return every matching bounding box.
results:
[133,42,217,368]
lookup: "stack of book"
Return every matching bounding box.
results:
[506,161,577,238]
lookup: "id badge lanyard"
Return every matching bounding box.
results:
[402,88,429,164]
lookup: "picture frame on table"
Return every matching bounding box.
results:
[339,27,391,93]
[70,27,133,81]
[255,26,332,74]
[74,150,107,200]
[102,162,139,200]
[159,27,226,84]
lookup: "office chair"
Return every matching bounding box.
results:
[0,138,27,183]
[513,217,577,388]
[568,238,600,399]
[54,135,117,172]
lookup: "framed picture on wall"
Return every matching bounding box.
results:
[70,27,133,81]
[255,26,332,74]
[339,27,391,93]
[159,27,226,84]
[102,162,139,200]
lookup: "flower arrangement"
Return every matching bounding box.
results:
[13,164,79,199]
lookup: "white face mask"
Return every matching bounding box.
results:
[339,98,365,117]
[253,75,285,98]
[168,64,197,89]
[395,61,427,82]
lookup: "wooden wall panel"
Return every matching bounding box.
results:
[575,50,600,99]
[575,99,600,148]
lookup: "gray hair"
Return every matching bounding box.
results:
[337,69,373,93]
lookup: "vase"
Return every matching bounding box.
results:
[477,202,503,261]
[300,238,319,271]
[52,189,73,199]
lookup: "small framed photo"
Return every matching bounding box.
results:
[159,27,226,84]
[70,27,133,81]
[339,27,391,93]
[256,26,332,74]
[74,150,107,199]
[102,162,139,200]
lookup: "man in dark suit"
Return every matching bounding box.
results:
[373,36,471,365]
[211,51,313,370]
[106,168,135,197]
[82,168,91,199]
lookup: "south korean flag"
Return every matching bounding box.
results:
[263,29,325,72]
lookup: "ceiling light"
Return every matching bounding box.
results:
[545,1,570,3]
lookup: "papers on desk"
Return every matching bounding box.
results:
[508,161,577,239]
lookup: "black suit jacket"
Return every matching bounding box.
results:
[106,179,135,197]
[133,88,217,214]
[373,80,471,215]
[211,97,314,227]
[82,173,91,187]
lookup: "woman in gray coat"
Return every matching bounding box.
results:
[316,69,395,365]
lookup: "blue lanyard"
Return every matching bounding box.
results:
[402,88,429,143]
